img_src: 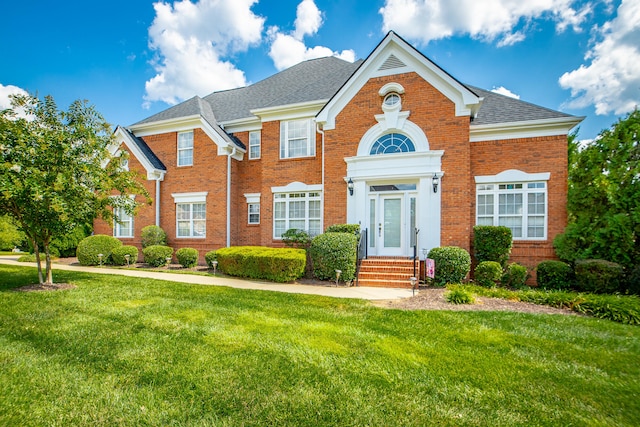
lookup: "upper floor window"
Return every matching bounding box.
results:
[476,182,547,240]
[370,133,415,155]
[383,93,401,109]
[249,131,261,160]
[113,207,133,238]
[280,119,315,159]
[177,131,194,166]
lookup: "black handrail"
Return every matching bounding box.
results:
[355,228,367,287]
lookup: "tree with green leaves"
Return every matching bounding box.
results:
[554,109,640,268]
[0,94,149,285]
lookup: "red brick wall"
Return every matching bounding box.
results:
[470,135,569,273]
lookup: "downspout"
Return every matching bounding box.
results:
[154,172,165,226]
[316,123,325,231]
[226,146,237,247]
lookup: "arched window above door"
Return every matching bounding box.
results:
[370,133,416,155]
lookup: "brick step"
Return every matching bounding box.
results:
[358,265,415,274]
[357,271,414,281]
[357,278,415,288]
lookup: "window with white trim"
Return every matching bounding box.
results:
[280,119,315,159]
[273,191,321,238]
[177,131,194,166]
[249,131,261,160]
[476,182,547,239]
[248,203,260,224]
[113,207,133,238]
[173,192,207,238]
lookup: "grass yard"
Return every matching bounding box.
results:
[1,265,639,426]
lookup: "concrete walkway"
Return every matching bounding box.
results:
[0,257,414,301]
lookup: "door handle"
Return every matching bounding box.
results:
[378,223,382,237]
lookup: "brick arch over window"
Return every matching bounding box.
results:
[357,119,429,157]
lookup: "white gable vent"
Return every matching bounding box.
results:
[378,54,406,71]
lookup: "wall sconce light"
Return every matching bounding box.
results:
[432,173,439,193]
[347,178,354,196]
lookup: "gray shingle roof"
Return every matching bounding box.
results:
[121,127,166,171]
[468,85,574,125]
[131,56,575,130]
[204,56,363,122]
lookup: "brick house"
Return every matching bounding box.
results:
[96,32,582,279]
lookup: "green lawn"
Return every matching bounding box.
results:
[1,265,639,426]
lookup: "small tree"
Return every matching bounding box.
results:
[0,94,149,285]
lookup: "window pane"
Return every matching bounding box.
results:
[499,193,522,215]
[289,201,306,219]
[499,216,522,238]
[274,202,286,219]
[309,200,321,219]
[528,193,545,215]
[369,199,376,247]
[193,220,206,237]
[308,220,321,236]
[289,220,305,230]
[249,131,261,159]
[192,203,206,220]
[477,217,494,226]
[274,220,286,237]
[477,194,494,216]
[177,221,190,237]
[177,204,190,220]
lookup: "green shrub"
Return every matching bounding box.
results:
[574,259,624,294]
[502,262,529,289]
[536,260,573,290]
[141,225,167,249]
[111,245,139,266]
[281,229,311,248]
[204,250,217,268]
[51,224,90,257]
[473,225,512,267]
[625,265,640,295]
[309,232,358,282]
[76,234,122,266]
[17,253,58,262]
[325,224,360,235]
[445,286,475,304]
[474,261,503,288]
[216,246,306,282]
[427,246,471,286]
[143,245,174,267]
[176,247,199,268]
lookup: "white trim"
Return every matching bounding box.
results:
[470,116,584,142]
[475,170,550,184]
[251,100,326,121]
[244,193,261,204]
[171,192,208,204]
[316,32,481,130]
[357,119,430,156]
[110,127,166,180]
[271,182,323,194]
[378,82,405,96]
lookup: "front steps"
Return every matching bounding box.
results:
[357,257,417,288]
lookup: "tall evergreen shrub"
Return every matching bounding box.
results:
[473,225,512,267]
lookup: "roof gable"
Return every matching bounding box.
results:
[316,31,482,130]
[112,126,166,180]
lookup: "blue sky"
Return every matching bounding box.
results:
[1,0,639,141]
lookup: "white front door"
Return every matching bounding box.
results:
[380,195,404,256]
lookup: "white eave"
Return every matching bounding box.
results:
[251,99,328,121]
[469,116,585,142]
[110,126,166,181]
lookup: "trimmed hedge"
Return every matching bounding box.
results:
[325,224,360,235]
[281,229,311,248]
[473,225,512,267]
[143,245,174,267]
[176,247,199,268]
[141,225,167,249]
[216,246,306,282]
[474,261,502,288]
[205,250,217,268]
[536,260,573,290]
[428,246,471,286]
[76,235,122,266]
[502,262,529,289]
[574,259,624,294]
[111,245,139,266]
[309,232,358,282]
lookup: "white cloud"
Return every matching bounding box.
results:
[0,84,28,110]
[144,0,265,107]
[268,0,356,71]
[560,0,640,115]
[491,86,520,99]
[379,0,592,46]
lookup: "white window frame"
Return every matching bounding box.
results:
[113,207,134,238]
[248,203,260,224]
[475,170,550,241]
[177,131,194,167]
[280,119,315,159]
[273,191,322,239]
[172,192,207,238]
[249,131,261,160]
